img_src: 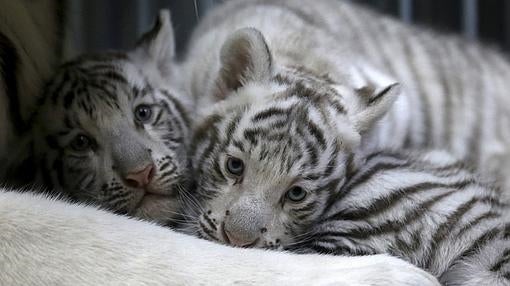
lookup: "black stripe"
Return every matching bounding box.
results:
[307,120,326,150]
[252,107,290,122]
[390,230,422,256]
[153,109,164,125]
[159,161,171,171]
[225,112,242,144]
[161,90,191,128]
[503,223,510,239]
[323,143,340,178]
[456,211,501,238]
[428,197,479,257]
[294,201,318,213]
[232,140,245,153]
[450,227,501,263]
[319,189,458,240]
[328,161,410,207]
[326,180,475,222]
[346,161,409,190]
[203,215,217,231]
[367,83,398,106]
[199,221,219,242]
[491,248,510,273]
[243,128,259,145]
[191,114,222,163]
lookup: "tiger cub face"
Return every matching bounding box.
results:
[32,11,191,223]
[190,28,400,248]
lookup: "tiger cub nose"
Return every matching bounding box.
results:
[124,164,155,188]
[223,225,259,247]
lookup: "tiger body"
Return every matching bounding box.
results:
[186,0,510,199]
[301,149,510,286]
[183,1,510,284]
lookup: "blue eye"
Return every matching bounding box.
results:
[70,134,92,152]
[134,104,153,123]
[226,157,244,176]
[286,186,307,202]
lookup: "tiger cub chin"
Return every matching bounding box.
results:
[27,11,192,223]
[193,147,510,285]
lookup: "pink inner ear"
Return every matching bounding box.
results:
[215,40,252,100]
[215,38,255,100]
[214,28,273,101]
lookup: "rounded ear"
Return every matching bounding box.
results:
[348,62,402,133]
[351,82,401,133]
[133,9,175,76]
[214,28,273,100]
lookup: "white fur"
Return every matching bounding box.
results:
[0,189,439,286]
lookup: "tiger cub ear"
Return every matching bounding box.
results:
[214,28,273,100]
[349,62,401,133]
[133,9,175,76]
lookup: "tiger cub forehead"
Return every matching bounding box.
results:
[196,72,363,153]
[38,53,187,128]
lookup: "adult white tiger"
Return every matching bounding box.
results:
[0,189,440,286]
[23,11,192,223]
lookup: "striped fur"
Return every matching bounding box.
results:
[185,0,510,202]
[181,0,409,246]
[297,150,510,286]
[28,11,192,223]
[187,27,399,245]
[182,1,510,284]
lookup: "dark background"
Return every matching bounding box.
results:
[65,0,510,58]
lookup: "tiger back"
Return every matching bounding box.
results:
[303,149,510,286]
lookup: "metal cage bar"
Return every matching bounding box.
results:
[462,0,479,40]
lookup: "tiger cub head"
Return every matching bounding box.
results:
[32,11,191,223]
[190,28,401,248]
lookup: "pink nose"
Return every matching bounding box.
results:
[223,228,259,247]
[124,164,154,188]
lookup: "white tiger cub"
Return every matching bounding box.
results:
[181,0,508,284]
[0,189,440,286]
[21,11,191,223]
[185,0,510,201]
[191,144,510,285]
